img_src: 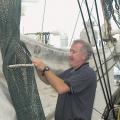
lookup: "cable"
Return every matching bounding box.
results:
[69,0,98,47]
[84,0,116,118]
[93,107,103,115]
[41,0,47,32]
[103,0,120,28]
[95,0,113,106]
[85,0,113,108]
[69,11,80,46]
[90,0,117,118]
[69,0,85,46]
[77,0,111,111]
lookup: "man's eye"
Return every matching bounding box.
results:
[72,51,77,54]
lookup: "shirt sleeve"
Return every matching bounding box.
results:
[65,71,96,94]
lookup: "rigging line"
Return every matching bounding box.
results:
[41,0,47,32]
[82,0,112,106]
[69,0,97,47]
[112,3,120,67]
[103,7,120,116]
[88,0,98,25]
[114,0,119,10]
[69,0,85,46]
[113,0,120,27]
[94,0,113,106]
[77,0,111,110]
[85,0,112,107]
[116,61,120,69]
[88,0,117,118]
[86,1,116,115]
[77,0,110,110]
[106,43,120,70]
[93,107,103,115]
[69,11,80,46]
[96,62,116,81]
[115,62,120,71]
[112,14,120,29]
[112,49,120,71]
[69,0,95,46]
[90,0,95,14]
[110,0,120,29]
[84,0,113,111]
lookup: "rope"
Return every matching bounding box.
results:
[103,0,120,28]
[77,0,118,118]
[86,0,117,118]
[93,107,103,115]
[85,0,113,109]
[69,0,96,46]
[77,0,111,112]
[41,0,47,32]
[69,0,85,46]
[95,0,113,105]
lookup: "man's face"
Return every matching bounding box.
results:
[68,43,85,68]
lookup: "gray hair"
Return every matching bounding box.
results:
[72,39,93,61]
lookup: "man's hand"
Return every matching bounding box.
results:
[32,58,46,71]
[32,58,70,94]
[32,58,50,84]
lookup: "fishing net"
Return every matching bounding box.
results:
[0,0,45,120]
[103,0,120,28]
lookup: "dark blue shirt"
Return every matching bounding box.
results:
[55,63,97,120]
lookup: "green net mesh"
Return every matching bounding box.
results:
[104,0,120,28]
[0,0,45,119]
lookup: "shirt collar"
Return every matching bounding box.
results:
[71,62,89,72]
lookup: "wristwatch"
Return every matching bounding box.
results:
[42,66,50,76]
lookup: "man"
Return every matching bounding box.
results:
[32,39,97,120]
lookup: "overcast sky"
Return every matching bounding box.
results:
[21,0,109,47]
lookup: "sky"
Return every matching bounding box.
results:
[21,0,80,37]
[21,0,117,47]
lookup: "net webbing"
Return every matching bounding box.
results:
[0,0,45,120]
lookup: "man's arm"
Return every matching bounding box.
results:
[36,69,49,85]
[32,58,70,94]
